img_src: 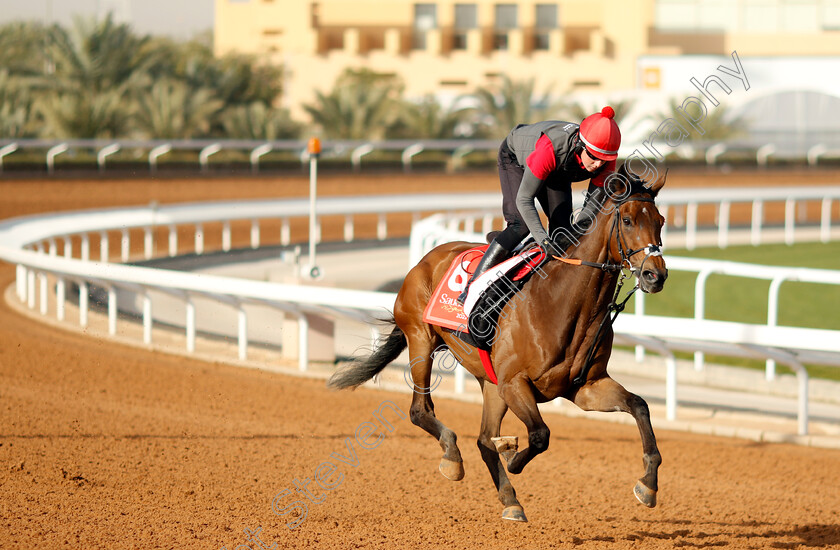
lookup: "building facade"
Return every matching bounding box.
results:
[214,0,840,119]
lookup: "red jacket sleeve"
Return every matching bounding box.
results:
[525,134,556,180]
[590,160,616,187]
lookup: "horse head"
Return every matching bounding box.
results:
[598,163,668,294]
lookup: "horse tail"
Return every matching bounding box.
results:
[327,322,407,390]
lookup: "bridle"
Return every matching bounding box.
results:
[612,194,664,275]
[552,192,664,387]
[554,193,663,275]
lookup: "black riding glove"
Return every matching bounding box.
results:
[541,238,562,257]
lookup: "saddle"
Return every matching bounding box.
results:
[454,244,546,351]
[423,241,548,351]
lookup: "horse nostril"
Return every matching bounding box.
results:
[642,270,658,283]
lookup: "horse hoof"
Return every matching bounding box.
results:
[634,481,657,508]
[491,436,518,464]
[439,458,465,481]
[501,505,528,522]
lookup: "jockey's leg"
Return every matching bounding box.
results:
[541,179,577,253]
[457,141,527,305]
[456,238,511,304]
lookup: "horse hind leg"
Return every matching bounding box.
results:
[573,376,662,508]
[404,331,465,481]
[477,382,527,522]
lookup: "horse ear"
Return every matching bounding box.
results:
[605,170,630,203]
[647,169,667,197]
[616,162,630,178]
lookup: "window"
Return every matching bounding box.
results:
[413,4,438,49]
[697,0,739,32]
[454,4,477,50]
[535,4,558,28]
[742,0,779,32]
[781,0,819,32]
[655,0,699,30]
[494,4,518,50]
[534,4,558,50]
[495,4,518,28]
[655,0,830,32]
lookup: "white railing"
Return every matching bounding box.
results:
[633,256,840,380]
[406,186,840,259]
[655,186,840,250]
[0,138,501,174]
[3,138,840,175]
[0,194,500,370]
[2,186,840,434]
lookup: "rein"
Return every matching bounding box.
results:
[551,194,662,388]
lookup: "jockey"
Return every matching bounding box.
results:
[458,106,621,305]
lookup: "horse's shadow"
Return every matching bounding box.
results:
[622,519,840,548]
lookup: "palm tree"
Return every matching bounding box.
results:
[175,42,284,107]
[0,22,50,77]
[221,101,302,140]
[387,95,469,139]
[133,78,224,139]
[467,75,561,139]
[656,98,746,142]
[0,70,39,138]
[38,15,150,138]
[303,68,404,140]
[47,15,151,91]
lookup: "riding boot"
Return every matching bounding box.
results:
[456,240,511,305]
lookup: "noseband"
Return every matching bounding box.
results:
[612,195,663,276]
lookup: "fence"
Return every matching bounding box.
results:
[3,138,840,175]
[0,138,500,174]
[2,186,840,434]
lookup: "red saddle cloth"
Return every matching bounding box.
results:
[422,244,545,385]
[422,245,487,333]
[422,244,544,333]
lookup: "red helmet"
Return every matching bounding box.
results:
[579,106,621,161]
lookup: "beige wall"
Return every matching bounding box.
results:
[213,0,840,120]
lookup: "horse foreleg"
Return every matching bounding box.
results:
[405,334,465,481]
[497,375,550,476]
[477,382,527,522]
[573,376,661,508]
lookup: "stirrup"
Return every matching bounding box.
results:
[456,287,469,305]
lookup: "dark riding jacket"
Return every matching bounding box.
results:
[505,121,612,245]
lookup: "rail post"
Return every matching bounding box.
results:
[304,137,323,279]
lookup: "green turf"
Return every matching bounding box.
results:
[618,241,840,380]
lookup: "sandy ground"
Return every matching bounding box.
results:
[1,169,840,550]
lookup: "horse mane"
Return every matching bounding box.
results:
[553,163,656,253]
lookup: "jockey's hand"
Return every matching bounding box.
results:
[541,238,561,257]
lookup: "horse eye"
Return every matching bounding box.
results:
[622,216,632,226]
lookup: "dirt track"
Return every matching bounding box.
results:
[1,170,840,549]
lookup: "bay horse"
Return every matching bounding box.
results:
[328,166,668,522]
